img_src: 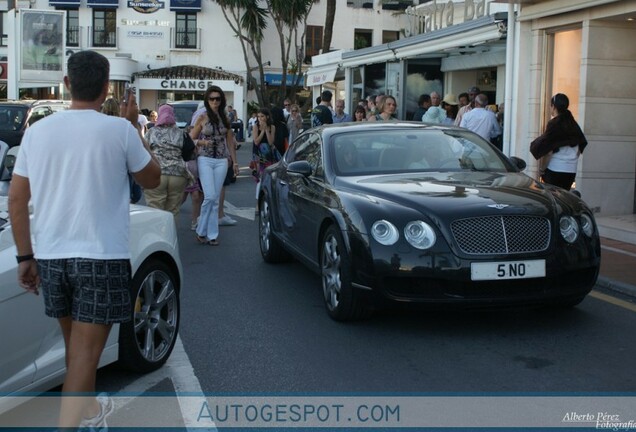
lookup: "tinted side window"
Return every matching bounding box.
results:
[291,133,323,177]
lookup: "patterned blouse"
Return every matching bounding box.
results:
[147,126,187,177]
[199,117,229,159]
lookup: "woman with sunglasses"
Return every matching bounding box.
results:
[189,86,238,246]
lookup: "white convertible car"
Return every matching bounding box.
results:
[0,194,183,414]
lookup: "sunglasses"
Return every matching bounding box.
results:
[284,103,290,106]
[208,96,221,102]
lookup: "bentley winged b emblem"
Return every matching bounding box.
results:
[488,204,510,209]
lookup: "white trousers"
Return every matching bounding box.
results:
[197,156,228,241]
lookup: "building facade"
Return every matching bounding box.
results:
[0,0,408,119]
[307,0,636,218]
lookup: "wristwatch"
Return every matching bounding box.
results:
[16,254,35,263]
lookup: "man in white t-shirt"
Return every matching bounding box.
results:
[8,50,160,430]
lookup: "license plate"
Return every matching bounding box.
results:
[471,260,546,281]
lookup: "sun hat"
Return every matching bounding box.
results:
[442,93,458,105]
[155,104,176,127]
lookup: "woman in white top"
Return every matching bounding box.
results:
[530,93,587,191]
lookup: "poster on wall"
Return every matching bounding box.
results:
[20,10,65,82]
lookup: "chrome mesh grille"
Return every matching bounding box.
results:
[451,216,550,255]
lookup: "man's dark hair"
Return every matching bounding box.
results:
[316,96,322,106]
[321,90,333,103]
[67,50,110,102]
[458,92,469,101]
[418,94,431,106]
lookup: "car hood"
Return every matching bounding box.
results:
[336,171,560,219]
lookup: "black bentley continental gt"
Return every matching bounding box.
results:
[257,122,600,321]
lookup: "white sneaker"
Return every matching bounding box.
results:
[190,216,199,231]
[219,215,237,226]
[79,393,113,431]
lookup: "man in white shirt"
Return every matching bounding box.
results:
[8,50,160,430]
[460,93,501,143]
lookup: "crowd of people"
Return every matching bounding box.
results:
[308,86,584,191]
[98,83,583,237]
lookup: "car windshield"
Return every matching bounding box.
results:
[170,103,200,128]
[0,106,28,132]
[331,129,510,176]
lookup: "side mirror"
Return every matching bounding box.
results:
[287,160,312,177]
[509,156,527,171]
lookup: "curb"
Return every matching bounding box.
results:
[596,276,636,299]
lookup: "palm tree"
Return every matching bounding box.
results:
[322,0,336,55]
[267,0,318,104]
[213,0,270,106]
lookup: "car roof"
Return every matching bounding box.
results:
[312,120,466,138]
[0,99,70,107]
[167,100,202,106]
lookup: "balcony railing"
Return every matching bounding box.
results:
[170,27,201,50]
[67,26,80,47]
[90,26,117,48]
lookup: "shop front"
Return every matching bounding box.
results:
[306,12,508,125]
[513,0,636,218]
[131,65,245,120]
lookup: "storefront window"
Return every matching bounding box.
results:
[549,28,581,120]
[352,66,363,105]
[364,63,386,98]
[404,59,442,121]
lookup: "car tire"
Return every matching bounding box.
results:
[321,225,371,321]
[118,258,180,373]
[259,195,291,263]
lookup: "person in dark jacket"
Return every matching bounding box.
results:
[530,93,587,191]
[270,106,289,156]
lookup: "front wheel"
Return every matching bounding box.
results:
[321,225,371,321]
[259,196,291,263]
[118,259,180,373]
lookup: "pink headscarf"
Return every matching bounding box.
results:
[155,104,176,127]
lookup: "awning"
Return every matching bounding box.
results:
[49,0,80,8]
[341,14,507,69]
[87,0,118,8]
[305,67,338,87]
[441,49,506,72]
[170,0,200,12]
[133,64,243,83]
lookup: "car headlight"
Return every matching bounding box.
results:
[560,215,579,243]
[404,221,436,250]
[371,220,399,245]
[580,213,594,237]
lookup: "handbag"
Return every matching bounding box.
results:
[182,132,196,161]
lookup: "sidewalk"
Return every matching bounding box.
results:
[598,237,636,297]
[595,214,636,297]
